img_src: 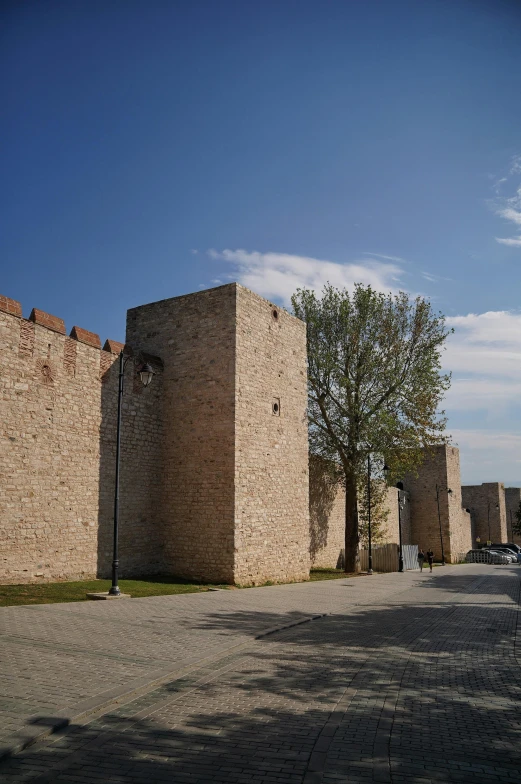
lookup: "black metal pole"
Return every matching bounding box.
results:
[435,484,446,566]
[510,509,513,543]
[367,454,373,574]
[398,491,404,572]
[487,501,491,543]
[109,351,125,596]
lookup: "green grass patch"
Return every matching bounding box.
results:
[309,567,354,581]
[0,575,229,607]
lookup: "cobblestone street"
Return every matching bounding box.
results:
[1,564,520,783]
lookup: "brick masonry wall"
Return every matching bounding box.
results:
[0,303,162,584]
[403,445,471,563]
[234,287,310,584]
[308,457,344,569]
[384,487,411,547]
[461,483,508,545]
[505,488,521,545]
[445,446,473,561]
[126,285,237,584]
[127,284,311,586]
[308,467,412,570]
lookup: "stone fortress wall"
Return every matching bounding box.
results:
[504,488,521,545]
[461,483,508,545]
[309,445,473,568]
[0,295,163,584]
[1,284,309,586]
[126,284,310,585]
[1,283,518,584]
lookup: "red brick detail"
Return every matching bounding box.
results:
[100,350,116,381]
[19,320,35,357]
[0,295,22,317]
[63,337,77,376]
[70,326,101,349]
[103,339,125,354]
[29,308,66,334]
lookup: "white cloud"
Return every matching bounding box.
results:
[451,429,521,484]
[441,312,521,480]
[496,237,521,247]
[208,248,404,305]
[445,311,521,383]
[498,207,521,226]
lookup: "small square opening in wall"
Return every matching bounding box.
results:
[272,398,281,416]
[271,307,279,321]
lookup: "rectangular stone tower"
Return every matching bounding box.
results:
[461,483,507,544]
[126,283,310,585]
[403,445,472,563]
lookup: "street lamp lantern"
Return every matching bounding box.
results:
[138,362,155,387]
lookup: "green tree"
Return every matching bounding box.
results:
[291,283,452,573]
[514,501,521,536]
[357,471,391,549]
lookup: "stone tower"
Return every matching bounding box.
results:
[462,483,508,544]
[126,283,310,585]
[403,445,472,563]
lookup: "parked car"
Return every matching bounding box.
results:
[466,549,509,564]
[483,547,521,563]
[487,542,521,563]
[484,549,515,564]
[489,543,521,558]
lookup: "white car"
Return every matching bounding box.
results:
[485,549,513,564]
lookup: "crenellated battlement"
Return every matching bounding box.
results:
[0,294,123,357]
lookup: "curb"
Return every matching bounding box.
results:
[0,612,327,762]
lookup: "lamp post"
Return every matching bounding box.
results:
[109,351,155,597]
[397,488,407,573]
[510,509,514,543]
[435,484,452,566]
[486,499,499,544]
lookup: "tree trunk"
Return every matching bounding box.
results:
[344,467,360,573]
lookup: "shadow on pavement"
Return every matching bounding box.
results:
[1,587,520,784]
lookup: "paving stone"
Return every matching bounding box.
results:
[0,564,520,782]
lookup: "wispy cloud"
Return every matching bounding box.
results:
[421,271,454,283]
[492,154,521,248]
[208,248,404,304]
[362,251,406,263]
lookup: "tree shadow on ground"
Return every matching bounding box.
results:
[1,593,520,784]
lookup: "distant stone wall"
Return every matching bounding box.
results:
[0,297,162,584]
[461,483,507,544]
[504,488,521,545]
[403,445,471,563]
[308,467,413,569]
[309,457,344,569]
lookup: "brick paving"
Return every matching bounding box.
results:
[0,564,520,782]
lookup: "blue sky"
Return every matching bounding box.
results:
[2,0,521,483]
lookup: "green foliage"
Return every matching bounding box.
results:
[292,283,452,571]
[357,474,391,548]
